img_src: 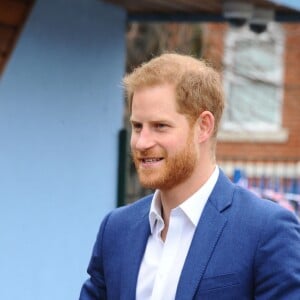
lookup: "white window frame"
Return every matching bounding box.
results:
[219,23,288,143]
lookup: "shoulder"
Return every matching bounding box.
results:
[213,170,296,221]
[234,185,297,218]
[229,185,300,242]
[101,194,153,229]
[112,193,153,218]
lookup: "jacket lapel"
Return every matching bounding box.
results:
[119,200,151,300]
[176,170,234,300]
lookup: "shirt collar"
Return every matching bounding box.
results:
[180,166,219,226]
[149,190,164,234]
[149,166,219,232]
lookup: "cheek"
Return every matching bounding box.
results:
[164,137,187,154]
[130,134,136,149]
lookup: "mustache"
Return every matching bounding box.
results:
[131,149,164,159]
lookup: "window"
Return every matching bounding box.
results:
[220,23,288,142]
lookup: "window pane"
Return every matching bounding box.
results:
[235,41,277,77]
[224,81,279,129]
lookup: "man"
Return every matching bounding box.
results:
[80,53,300,299]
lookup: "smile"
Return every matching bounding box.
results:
[141,158,163,163]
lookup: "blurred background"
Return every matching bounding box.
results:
[0,0,299,299]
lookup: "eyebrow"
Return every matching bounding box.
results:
[130,119,140,124]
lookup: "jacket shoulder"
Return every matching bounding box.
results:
[104,194,153,227]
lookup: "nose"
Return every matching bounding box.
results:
[132,128,155,151]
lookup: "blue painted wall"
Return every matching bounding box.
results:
[0,0,125,299]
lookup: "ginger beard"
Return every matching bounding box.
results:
[132,133,198,190]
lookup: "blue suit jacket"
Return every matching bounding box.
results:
[80,170,300,299]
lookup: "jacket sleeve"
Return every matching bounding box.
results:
[79,213,111,300]
[255,208,300,299]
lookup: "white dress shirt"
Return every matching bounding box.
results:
[136,166,219,300]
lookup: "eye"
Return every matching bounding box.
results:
[154,123,168,130]
[131,122,142,132]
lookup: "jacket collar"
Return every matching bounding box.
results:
[175,169,234,299]
[119,196,152,300]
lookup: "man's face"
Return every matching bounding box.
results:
[130,83,199,191]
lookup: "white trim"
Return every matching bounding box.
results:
[218,128,289,143]
[218,160,299,178]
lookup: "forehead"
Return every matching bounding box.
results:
[129,84,192,128]
[131,83,177,116]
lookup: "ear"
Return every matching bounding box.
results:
[196,111,215,143]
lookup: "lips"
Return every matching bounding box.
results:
[137,157,164,169]
[141,157,163,163]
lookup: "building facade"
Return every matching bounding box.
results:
[204,22,300,211]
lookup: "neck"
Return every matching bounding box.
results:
[159,161,216,231]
